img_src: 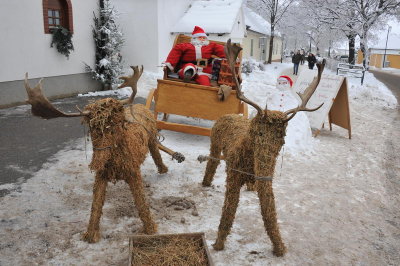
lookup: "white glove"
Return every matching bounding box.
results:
[162,62,174,72]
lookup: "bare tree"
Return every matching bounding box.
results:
[248,0,295,63]
[350,0,400,68]
[305,0,359,63]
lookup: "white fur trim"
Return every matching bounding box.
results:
[164,62,174,72]
[191,38,209,46]
[192,33,207,37]
[197,71,211,78]
[183,65,196,77]
[195,45,202,60]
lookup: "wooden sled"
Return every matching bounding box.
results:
[145,34,248,136]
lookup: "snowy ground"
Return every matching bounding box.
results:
[369,66,400,76]
[1,63,399,265]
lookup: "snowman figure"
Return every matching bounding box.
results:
[268,75,314,152]
[271,75,298,112]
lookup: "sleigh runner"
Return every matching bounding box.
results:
[145,34,248,136]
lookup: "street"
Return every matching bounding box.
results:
[0,96,146,197]
[370,69,400,209]
[370,69,400,101]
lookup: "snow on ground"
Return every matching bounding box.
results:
[325,68,398,109]
[1,63,399,265]
[370,66,400,76]
[78,71,162,99]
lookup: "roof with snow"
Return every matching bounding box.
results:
[243,7,270,35]
[171,0,243,34]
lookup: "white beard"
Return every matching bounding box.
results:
[191,38,209,46]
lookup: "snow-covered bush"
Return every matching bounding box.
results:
[50,26,74,59]
[85,0,124,90]
[241,58,265,74]
[258,62,265,71]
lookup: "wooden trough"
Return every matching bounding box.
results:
[128,232,214,266]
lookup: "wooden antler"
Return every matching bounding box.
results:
[24,73,88,119]
[283,62,325,123]
[119,65,144,105]
[225,39,263,115]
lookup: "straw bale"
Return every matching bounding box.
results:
[83,99,159,183]
[202,110,288,256]
[130,236,207,266]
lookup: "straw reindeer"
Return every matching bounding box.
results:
[201,40,324,256]
[24,66,184,243]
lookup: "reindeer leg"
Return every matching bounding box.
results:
[82,172,108,243]
[202,142,222,187]
[148,139,168,174]
[257,181,286,257]
[126,170,157,234]
[246,181,257,191]
[213,172,242,250]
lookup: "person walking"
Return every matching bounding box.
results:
[300,49,305,65]
[292,50,302,75]
[307,52,317,70]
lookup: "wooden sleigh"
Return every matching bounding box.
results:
[145,34,248,136]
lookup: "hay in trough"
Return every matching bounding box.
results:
[130,236,208,266]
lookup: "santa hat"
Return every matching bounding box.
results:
[277,75,293,87]
[192,26,207,38]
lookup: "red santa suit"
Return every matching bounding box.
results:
[164,26,225,86]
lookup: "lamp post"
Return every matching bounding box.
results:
[328,39,332,58]
[280,34,285,63]
[308,32,312,53]
[383,25,392,68]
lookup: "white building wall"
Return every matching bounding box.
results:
[229,8,245,43]
[114,0,159,73]
[0,0,97,82]
[242,31,265,60]
[157,0,192,69]
[173,7,245,45]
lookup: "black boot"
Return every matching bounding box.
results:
[183,69,194,83]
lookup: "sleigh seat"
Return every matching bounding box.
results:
[145,34,247,136]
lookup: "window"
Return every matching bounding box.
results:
[48,9,61,27]
[43,0,73,34]
[250,39,254,56]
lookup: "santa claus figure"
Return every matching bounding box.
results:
[164,26,225,86]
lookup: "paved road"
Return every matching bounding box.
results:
[369,70,400,102]
[369,69,400,212]
[0,95,146,197]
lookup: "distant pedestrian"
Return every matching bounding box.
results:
[292,50,302,75]
[307,53,317,70]
[300,49,305,65]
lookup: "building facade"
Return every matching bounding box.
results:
[357,48,400,69]
[241,7,282,62]
[1,0,280,107]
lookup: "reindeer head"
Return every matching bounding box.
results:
[225,40,324,175]
[24,65,143,124]
[24,66,145,174]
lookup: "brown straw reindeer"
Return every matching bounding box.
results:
[201,40,324,256]
[24,66,184,243]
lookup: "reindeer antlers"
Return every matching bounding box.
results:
[283,62,325,123]
[119,65,144,105]
[225,39,264,115]
[24,73,88,119]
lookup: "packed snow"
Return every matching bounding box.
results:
[1,62,399,265]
